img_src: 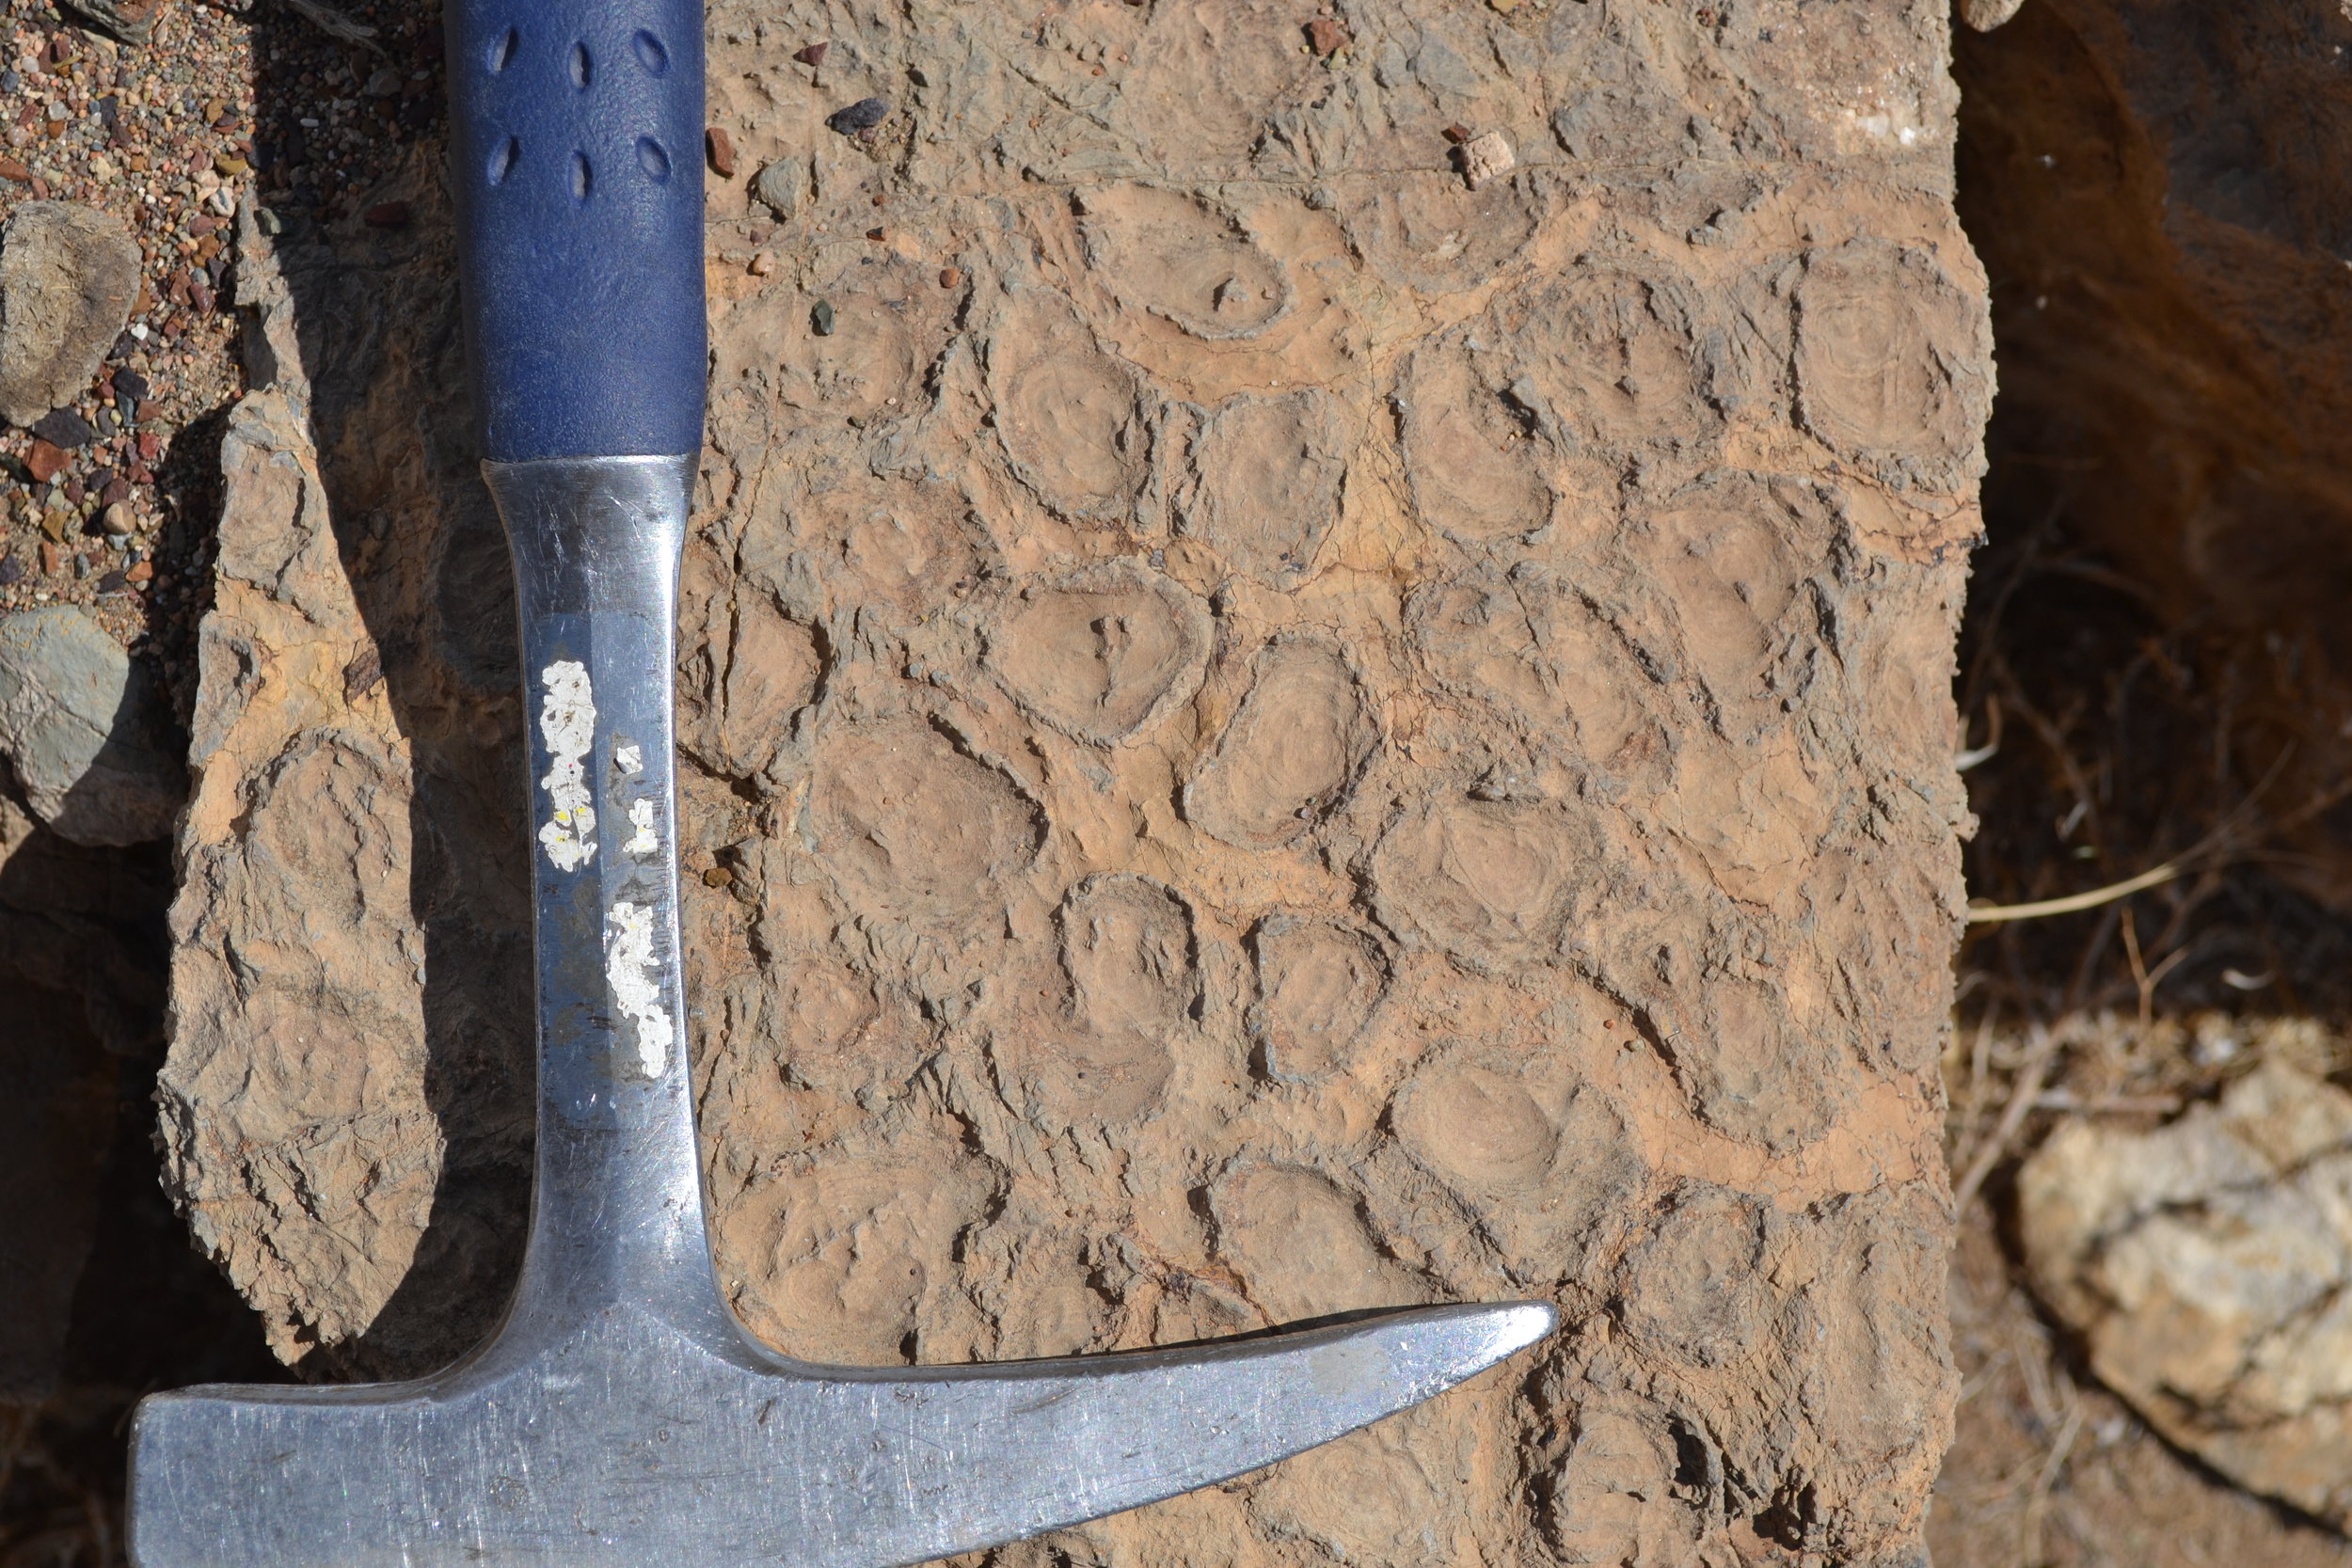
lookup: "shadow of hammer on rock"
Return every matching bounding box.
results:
[126,1,1557,1563]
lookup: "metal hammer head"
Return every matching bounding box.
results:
[128,455,1558,1568]
[131,1297,1552,1568]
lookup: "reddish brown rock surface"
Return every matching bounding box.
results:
[153,1,1988,1562]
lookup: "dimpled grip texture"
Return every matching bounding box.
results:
[445,0,707,462]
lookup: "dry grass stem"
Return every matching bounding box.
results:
[1966,863,2180,924]
[1953,1023,2059,1212]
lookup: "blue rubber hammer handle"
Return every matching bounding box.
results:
[445,0,707,462]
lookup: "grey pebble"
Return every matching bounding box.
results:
[752,159,802,220]
[826,97,890,135]
[0,606,185,845]
[33,407,97,448]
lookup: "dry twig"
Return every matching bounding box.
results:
[1966,862,2180,924]
[1953,1022,2059,1212]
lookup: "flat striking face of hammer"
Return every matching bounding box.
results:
[128,5,1557,1562]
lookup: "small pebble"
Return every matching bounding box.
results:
[752,159,801,219]
[364,201,412,229]
[101,502,134,537]
[703,865,735,887]
[342,645,383,700]
[125,559,152,583]
[826,98,891,136]
[25,441,71,483]
[33,409,98,450]
[213,153,249,177]
[793,41,829,66]
[749,252,775,277]
[939,266,962,288]
[811,300,836,336]
[1456,130,1516,189]
[1305,18,1349,55]
[706,126,738,178]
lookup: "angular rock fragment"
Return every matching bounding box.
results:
[826,97,890,135]
[61,0,166,43]
[1455,131,1514,190]
[0,606,183,845]
[2021,1058,2352,1527]
[752,158,802,220]
[0,203,142,428]
[32,406,96,449]
[1957,0,2026,29]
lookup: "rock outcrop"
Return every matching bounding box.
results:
[156,2,1989,1561]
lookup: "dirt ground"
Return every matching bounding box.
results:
[1932,1204,2352,1568]
[1913,494,2352,1563]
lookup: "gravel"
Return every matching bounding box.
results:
[0,0,446,668]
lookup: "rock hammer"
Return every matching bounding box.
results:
[127,3,1556,1562]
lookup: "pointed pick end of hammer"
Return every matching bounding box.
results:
[1369,1296,1562,1386]
[820,1298,1563,1564]
[1250,1297,1559,1419]
[126,1301,1560,1568]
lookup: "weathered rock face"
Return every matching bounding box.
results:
[1953,0,2352,900]
[158,199,532,1370]
[0,201,141,429]
[159,2,1986,1560]
[2020,1057,2352,1528]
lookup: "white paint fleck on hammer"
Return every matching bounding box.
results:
[537,659,596,871]
[604,901,674,1078]
[625,799,659,856]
